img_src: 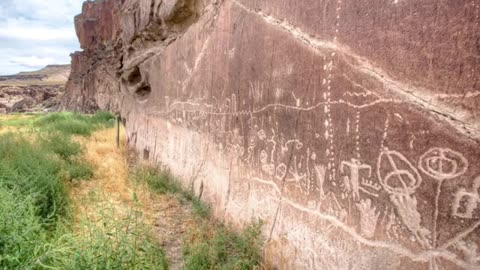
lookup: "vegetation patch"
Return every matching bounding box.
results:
[0,112,167,270]
[133,167,211,218]
[184,222,263,270]
[43,208,169,270]
[133,166,264,269]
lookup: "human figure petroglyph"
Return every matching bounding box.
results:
[452,175,480,219]
[377,148,431,248]
[340,158,372,201]
[356,199,380,238]
[314,163,327,198]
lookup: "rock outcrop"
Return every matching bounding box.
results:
[0,65,70,113]
[63,0,480,269]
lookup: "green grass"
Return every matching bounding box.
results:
[184,222,263,270]
[34,111,116,136]
[0,112,168,270]
[133,167,211,218]
[133,166,264,269]
[0,111,116,136]
[40,133,82,159]
[0,186,49,268]
[43,208,169,270]
[0,133,70,224]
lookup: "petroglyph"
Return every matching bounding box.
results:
[68,0,480,268]
[340,158,372,201]
[377,148,423,195]
[356,199,380,238]
[377,148,430,247]
[419,148,469,182]
[232,0,480,140]
[452,176,480,219]
[419,148,469,248]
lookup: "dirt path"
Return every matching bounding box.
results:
[71,127,193,270]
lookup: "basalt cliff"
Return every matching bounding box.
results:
[62,0,480,269]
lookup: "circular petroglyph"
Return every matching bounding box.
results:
[377,148,422,195]
[418,148,468,181]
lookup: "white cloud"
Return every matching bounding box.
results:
[0,0,85,75]
[10,56,57,68]
[0,19,77,41]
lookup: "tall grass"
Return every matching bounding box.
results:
[42,208,169,270]
[0,111,168,269]
[133,166,264,269]
[133,167,211,218]
[184,222,263,270]
[34,111,116,136]
[0,134,70,224]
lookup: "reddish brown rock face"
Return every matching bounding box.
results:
[63,0,480,269]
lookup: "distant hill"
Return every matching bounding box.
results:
[0,65,70,113]
[0,65,70,86]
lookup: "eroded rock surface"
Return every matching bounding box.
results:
[63,0,480,269]
[0,65,70,113]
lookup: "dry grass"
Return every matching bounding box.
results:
[71,127,133,224]
[70,126,195,269]
[70,126,194,230]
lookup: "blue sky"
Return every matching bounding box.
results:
[0,0,85,75]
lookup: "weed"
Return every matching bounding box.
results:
[40,133,82,159]
[0,133,70,224]
[0,186,48,269]
[184,221,263,270]
[133,166,264,269]
[133,167,212,218]
[66,159,94,181]
[44,208,169,270]
[34,111,116,137]
[133,167,182,195]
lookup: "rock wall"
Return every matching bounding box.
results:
[63,0,480,269]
